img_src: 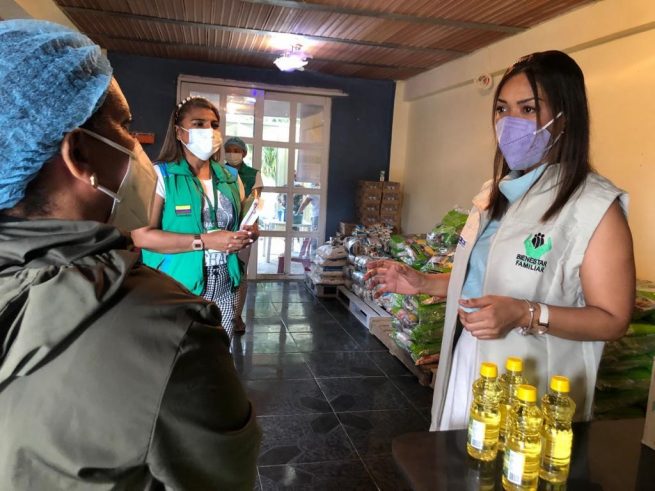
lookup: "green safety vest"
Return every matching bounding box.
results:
[142,159,243,294]
[235,163,259,197]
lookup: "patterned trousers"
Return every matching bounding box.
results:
[202,264,237,339]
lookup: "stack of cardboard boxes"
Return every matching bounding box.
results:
[356,180,402,231]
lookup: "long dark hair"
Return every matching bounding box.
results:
[157,96,221,163]
[487,50,592,222]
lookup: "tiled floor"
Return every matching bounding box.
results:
[231,281,433,490]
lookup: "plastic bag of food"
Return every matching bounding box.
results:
[427,208,468,250]
[315,244,347,260]
[392,328,413,352]
[420,253,455,274]
[394,309,418,328]
[354,255,375,271]
[313,255,347,267]
[403,295,419,316]
[417,296,447,324]
[309,271,344,286]
[634,279,655,323]
[351,270,366,286]
[310,264,345,278]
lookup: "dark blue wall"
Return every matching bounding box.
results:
[108,52,396,238]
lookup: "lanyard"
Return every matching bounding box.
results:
[192,169,220,231]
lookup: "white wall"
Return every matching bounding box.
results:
[391,0,655,280]
[389,81,409,185]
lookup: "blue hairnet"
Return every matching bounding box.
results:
[224,136,247,153]
[0,19,112,210]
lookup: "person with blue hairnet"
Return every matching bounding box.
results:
[224,136,263,333]
[0,19,260,490]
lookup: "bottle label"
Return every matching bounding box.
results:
[544,435,572,459]
[504,449,525,485]
[468,419,486,450]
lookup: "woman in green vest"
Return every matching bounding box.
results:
[224,136,263,333]
[133,97,256,339]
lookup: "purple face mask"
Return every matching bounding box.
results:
[496,112,562,171]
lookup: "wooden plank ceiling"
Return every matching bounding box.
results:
[55,0,595,80]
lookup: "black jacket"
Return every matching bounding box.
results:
[0,217,261,489]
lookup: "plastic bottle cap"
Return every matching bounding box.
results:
[480,362,497,378]
[550,375,570,393]
[516,384,537,402]
[505,356,523,372]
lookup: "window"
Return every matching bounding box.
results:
[179,79,332,278]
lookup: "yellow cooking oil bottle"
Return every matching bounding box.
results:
[502,385,542,490]
[498,357,526,451]
[467,362,502,462]
[465,455,498,491]
[540,375,576,483]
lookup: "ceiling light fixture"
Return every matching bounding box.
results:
[273,44,309,72]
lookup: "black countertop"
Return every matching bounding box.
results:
[392,418,655,490]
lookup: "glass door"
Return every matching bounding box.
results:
[178,81,331,279]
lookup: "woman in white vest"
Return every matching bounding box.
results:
[366,51,635,431]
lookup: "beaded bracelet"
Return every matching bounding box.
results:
[518,299,535,336]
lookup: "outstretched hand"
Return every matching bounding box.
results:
[458,295,527,340]
[365,259,423,298]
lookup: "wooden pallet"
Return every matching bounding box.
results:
[336,286,437,387]
[336,286,392,331]
[369,322,436,387]
[304,274,339,298]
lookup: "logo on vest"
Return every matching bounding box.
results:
[515,233,552,273]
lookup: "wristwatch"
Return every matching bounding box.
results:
[191,234,204,251]
[537,303,550,334]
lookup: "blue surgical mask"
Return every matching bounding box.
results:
[496,112,563,171]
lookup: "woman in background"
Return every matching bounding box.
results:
[133,97,256,339]
[224,136,263,333]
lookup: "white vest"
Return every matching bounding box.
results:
[430,165,628,430]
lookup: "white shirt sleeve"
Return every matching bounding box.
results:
[154,165,166,198]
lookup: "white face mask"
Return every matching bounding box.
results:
[225,152,244,166]
[78,128,157,231]
[178,127,222,161]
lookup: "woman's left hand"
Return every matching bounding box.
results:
[241,222,259,242]
[458,296,527,340]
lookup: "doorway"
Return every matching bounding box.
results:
[179,78,332,279]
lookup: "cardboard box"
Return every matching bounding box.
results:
[358,203,380,215]
[383,181,401,192]
[360,215,380,226]
[381,191,402,203]
[379,213,401,232]
[380,203,401,215]
[357,215,380,225]
[358,180,383,191]
[643,357,655,450]
[356,190,382,204]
